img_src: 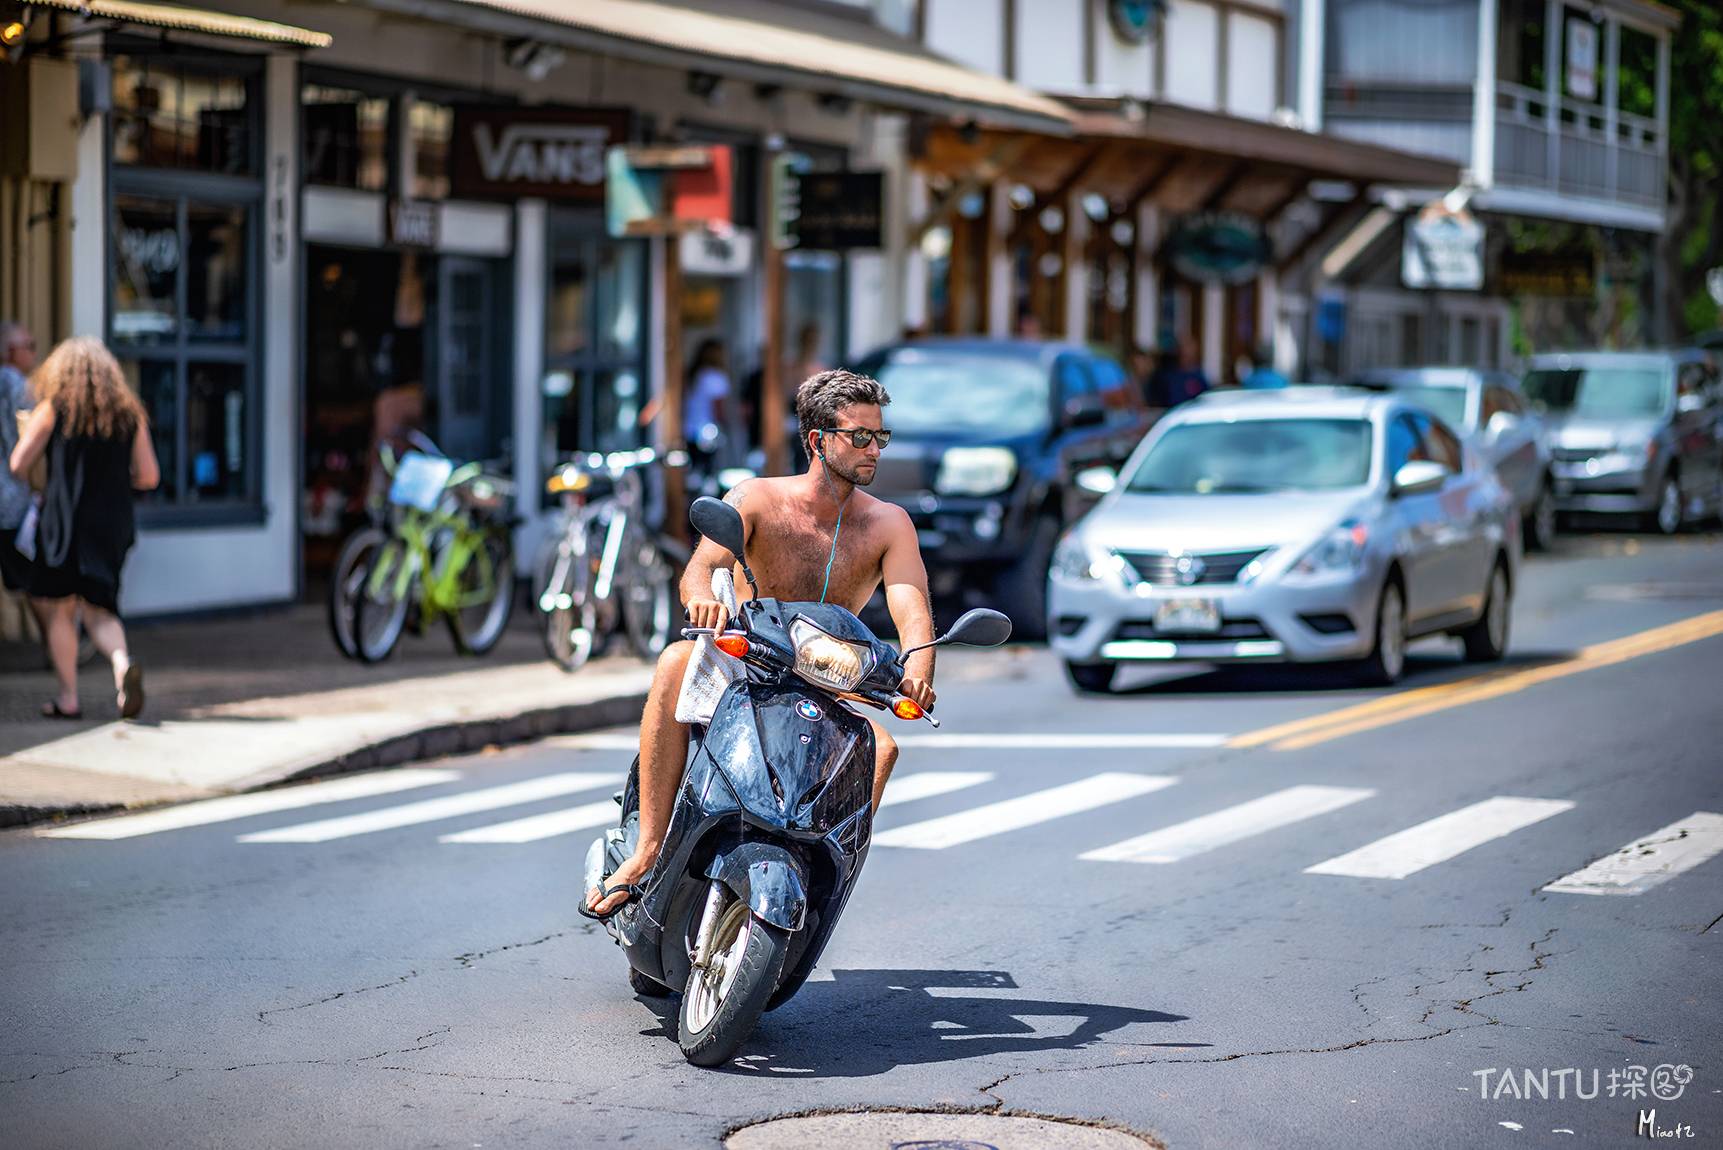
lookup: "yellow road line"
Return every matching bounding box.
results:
[1226,609,1723,753]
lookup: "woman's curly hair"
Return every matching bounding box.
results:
[32,336,147,440]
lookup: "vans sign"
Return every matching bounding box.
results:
[451,107,631,202]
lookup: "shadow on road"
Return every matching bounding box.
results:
[638,968,1190,1077]
[1099,649,1576,698]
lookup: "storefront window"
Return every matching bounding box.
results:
[112,57,254,175]
[302,84,391,192]
[410,100,453,200]
[543,227,649,484]
[111,190,257,511]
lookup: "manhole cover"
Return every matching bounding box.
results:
[726,1111,1158,1150]
[1586,582,1723,601]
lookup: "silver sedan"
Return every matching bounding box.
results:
[1047,388,1521,693]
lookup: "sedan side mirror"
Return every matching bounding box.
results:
[1486,410,1519,439]
[1391,459,1449,497]
[1075,466,1118,496]
[1064,394,1107,428]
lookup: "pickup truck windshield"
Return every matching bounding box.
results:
[868,350,1050,437]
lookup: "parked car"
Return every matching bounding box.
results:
[851,338,1152,638]
[1349,367,1556,550]
[1522,350,1723,534]
[1048,387,1520,693]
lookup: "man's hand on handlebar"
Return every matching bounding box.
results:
[898,677,936,712]
[686,598,730,633]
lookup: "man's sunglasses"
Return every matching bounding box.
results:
[821,427,892,449]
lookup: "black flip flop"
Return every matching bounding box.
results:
[41,702,82,720]
[577,882,643,923]
[119,664,144,720]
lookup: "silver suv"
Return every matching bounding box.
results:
[1524,350,1723,534]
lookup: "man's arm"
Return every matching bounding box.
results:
[678,479,754,631]
[880,505,937,708]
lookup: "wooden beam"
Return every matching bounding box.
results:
[1124,152,1185,211]
[659,237,687,543]
[1007,143,1107,245]
[1257,177,1311,228]
[912,135,1030,245]
[1274,194,1364,274]
[1195,163,1249,213]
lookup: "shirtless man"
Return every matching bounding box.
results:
[586,369,936,917]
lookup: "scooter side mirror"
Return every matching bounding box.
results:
[903,608,1013,658]
[690,496,747,561]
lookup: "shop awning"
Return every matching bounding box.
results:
[22,0,332,47]
[920,98,1461,223]
[368,0,1072,133]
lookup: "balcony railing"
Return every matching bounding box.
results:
[1493,81,1665,213]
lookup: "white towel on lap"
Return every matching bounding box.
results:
[674,568,743,724]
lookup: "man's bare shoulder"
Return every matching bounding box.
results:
[722,476,789,515]
[854,489,915,538]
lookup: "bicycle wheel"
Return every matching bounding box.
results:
[354,539,415,663]
[542,538,599,673]
[621,535,676,660]
[328,525,388,660]
[448,529,515,656]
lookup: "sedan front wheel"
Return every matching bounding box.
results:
[1351,581,1406,687]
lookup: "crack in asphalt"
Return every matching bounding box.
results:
[255,970,422,1026]
[974,923,1564,1108]
[453,930,570,968]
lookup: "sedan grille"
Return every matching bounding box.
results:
[1113,618,1272,642]
[1116,549,1268,586]
[1552,447,1598,464]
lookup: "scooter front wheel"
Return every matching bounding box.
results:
[679,897,790,1067]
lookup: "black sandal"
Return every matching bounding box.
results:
[41,701,83,720]
[577,882,643,922]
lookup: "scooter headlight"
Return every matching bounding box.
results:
[790,618,874,692]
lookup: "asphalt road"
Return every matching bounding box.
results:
[4,529,1721,1149]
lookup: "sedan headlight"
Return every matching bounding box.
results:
[790,618,874,692]
[1052,535,1129,583]
[1291,521,1370,576]
[936,447,1017,496]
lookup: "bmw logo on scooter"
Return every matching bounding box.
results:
[796,699,822,721]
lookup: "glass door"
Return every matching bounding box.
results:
[436,256,493,464]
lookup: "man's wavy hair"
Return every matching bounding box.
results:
[794,369,891,441]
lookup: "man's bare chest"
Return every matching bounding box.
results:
[747,508,888,610]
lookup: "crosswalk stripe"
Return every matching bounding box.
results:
[877,771,995,808]
[440,798,619,844]
[1081,785,1376,864]
[871,772,1177,850]
[1305,796,1575,879]
[237,772,618,843]
[1542,811,1723,896]
[442,770,996,844]
[36,769,463,840]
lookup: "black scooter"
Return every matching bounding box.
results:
[583,496,1012,1066]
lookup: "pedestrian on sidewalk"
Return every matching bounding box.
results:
[0,320,38,596]
[8,336,160,720]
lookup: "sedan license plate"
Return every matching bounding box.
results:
[1155,598,1221,634]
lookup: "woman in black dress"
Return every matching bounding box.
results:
[9,336,160,719]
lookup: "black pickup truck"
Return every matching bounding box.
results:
[849,338,1152,639]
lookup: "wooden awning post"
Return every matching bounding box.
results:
[762,234,787,477]
[660,234,688,542]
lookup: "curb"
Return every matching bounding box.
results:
[2,689,650,832]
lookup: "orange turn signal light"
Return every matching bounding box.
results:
[891,698,923,721]
[714,634,750,659]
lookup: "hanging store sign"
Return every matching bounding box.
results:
[782,169,883,251]
[1501,252,1593,298]
[606,144,733,237]
[451,106,631,202]
[1165,213,1270,285]
[680,226,755,277]
[1402,201,1484,291]
[1107,0,1168,45]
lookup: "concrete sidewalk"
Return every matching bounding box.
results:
[0,604,653,827]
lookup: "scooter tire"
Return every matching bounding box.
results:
[678,909,790,1068]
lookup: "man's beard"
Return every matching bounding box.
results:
[827,456,875,487]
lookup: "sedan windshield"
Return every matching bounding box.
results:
[1522,367,1669,418]
[1385,384,1469,428]
[1126,418,1373,494]
[864,350,1050,437]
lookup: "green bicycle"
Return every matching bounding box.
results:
[352,448,517,663]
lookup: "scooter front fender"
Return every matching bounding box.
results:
[705,842,807,932]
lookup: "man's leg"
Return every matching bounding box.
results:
[867,718,899,814]
[587,639,695,914]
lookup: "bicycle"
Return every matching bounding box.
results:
[327,429,441,660]
[351,446,518,663]
[537,447,686,672]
